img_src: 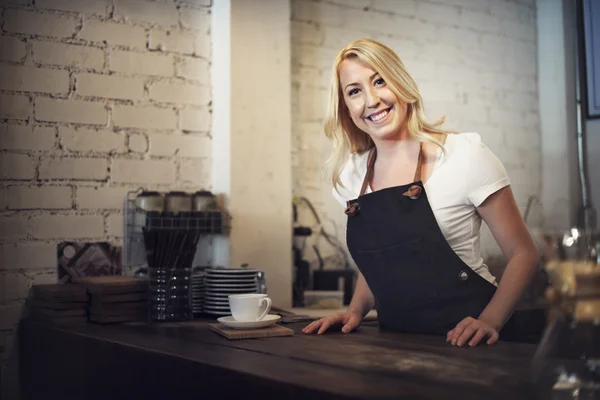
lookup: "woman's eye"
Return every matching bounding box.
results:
[374,77,385,85]
[348,88,359,96]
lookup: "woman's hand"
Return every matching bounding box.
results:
[446,316,499,346]
[302,311,363,335]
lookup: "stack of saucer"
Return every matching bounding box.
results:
[203,267,260,316]
[192,267,206,315]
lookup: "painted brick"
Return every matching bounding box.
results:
[321,26,374,50]
[36,98,108,125]
[0,216,29,240]
[29,214,104,239]
[180,108,210,132]
[370,0,416,16]
[488,107,525,127]
[149,29,195,54]
[32,270,59,285]
[490,0,529,20]
[372,36,418,61]
[325,0,372,9]
[7,185,72,210]
[109,50,174,77]
[0,188,6,210]
[32,41,104,70]
[112,105,177,130]
[179,7,210,32]
[3,9,79,38]
[128,133,148,153]
[76,73,144,100]
[0,154,35,180]
[1,0,30,5]
[439,0,492,12]
[0,304,23,330]
[80,19,146,49]
[292,21,323,46]
[35,0,110,15]
[0,94,31,120]
[176,56,209,83]
[60,127,126,153]
[515,76,537,93]
[0,36,27,62]
[148,133,210,157]
[460,9,501,34]
[180,0,211,5]
[293,44,344,69]
[0,65,69,94]
[194,33,210,58]
[106,213,123,237]
[0,125,55,151]
[77,186,130,209]
[114,0,179,28]
[297,87,327,121]
[149,82,209,105]
[416,2,461,24]
[180,158,210,186]
[0,242,56,270]
[435,26,479,48]
[292,63,329,89]
[292,1,344,27]
[0,273,34,302]
[111,159,176,184]
[39,157,108,180]
[503,91,538,112]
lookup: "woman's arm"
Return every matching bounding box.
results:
[448,185,539,346]
[346,271,376,317]
[303,271,375,334]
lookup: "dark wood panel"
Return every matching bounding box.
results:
[19,319,542,400]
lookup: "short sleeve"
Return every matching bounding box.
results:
[465,139,510,207]
[330,152,368,208]
[332,186,347,208]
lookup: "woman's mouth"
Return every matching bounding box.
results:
[367,107,391,123]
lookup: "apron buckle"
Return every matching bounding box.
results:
[345,202,360,216]
[403,185,422,200]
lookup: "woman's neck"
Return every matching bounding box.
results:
[372,129,419,164]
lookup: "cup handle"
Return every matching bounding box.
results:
[257,298,272,321]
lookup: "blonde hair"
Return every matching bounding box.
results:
[324,38,453,192]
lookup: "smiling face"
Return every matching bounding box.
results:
[338,57,408,142]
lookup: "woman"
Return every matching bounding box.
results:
[302,39,539,346]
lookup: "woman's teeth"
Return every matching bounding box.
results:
[369,109,388,121]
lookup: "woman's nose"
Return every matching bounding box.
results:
[365,88,380,108]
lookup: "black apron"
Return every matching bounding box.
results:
[344,143,523,340]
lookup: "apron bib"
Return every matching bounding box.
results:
[344,143,521,338]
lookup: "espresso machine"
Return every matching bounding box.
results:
[532,228,600,398]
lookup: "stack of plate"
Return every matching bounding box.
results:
[192,268,206,315]
[203,267,260,316]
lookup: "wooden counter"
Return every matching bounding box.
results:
[19,318,548,400]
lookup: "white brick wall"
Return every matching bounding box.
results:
[0,0,213,371]
[32,41,105,70]
[291,0,541,271]
[0,94,30,120]
[7,186,72,210]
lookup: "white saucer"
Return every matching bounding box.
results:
[216,314,281,330]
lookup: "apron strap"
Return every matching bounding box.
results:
[359,142,424,197]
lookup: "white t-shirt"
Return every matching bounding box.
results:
[332,132,510,285]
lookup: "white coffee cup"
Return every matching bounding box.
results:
[228,293,272,322]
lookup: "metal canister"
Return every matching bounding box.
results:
[135,191,164,212]
[164,191,192,215]
[192,190,218,211]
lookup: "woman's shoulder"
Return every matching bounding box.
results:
[445,132,484,151]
